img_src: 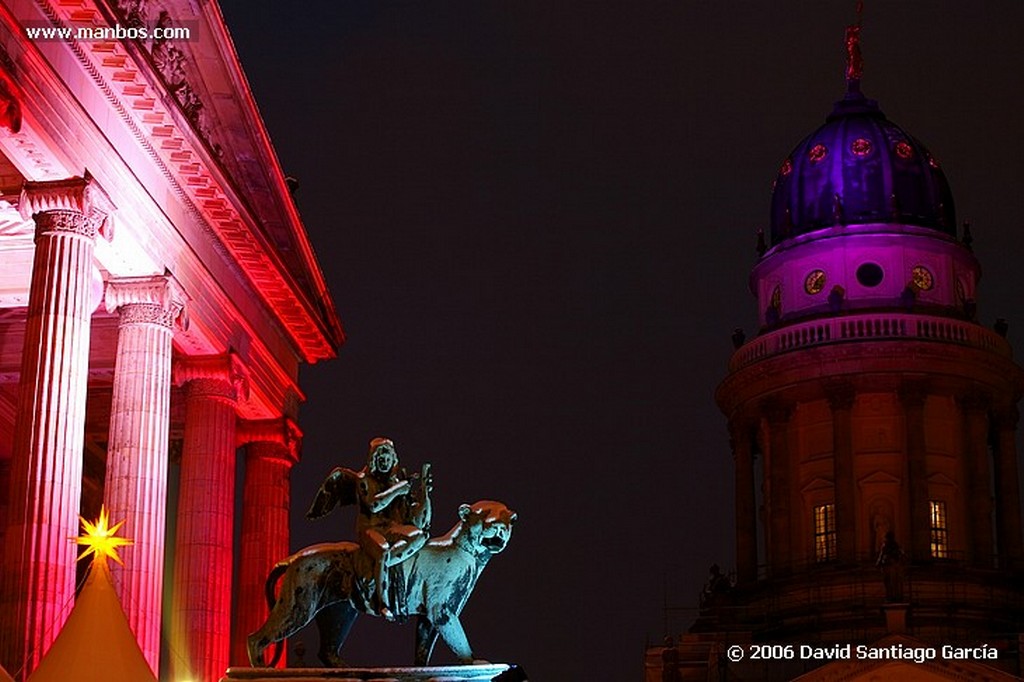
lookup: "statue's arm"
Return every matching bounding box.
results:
[409,463,433,531]
[363,478,411,513]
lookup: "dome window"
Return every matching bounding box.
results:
[851,138,872,156]
[779,158,793,176]
[856,263,884,287]
[911,266,934,291]
[804,269,826,295]
[895,141,913,159]
[808,144,828,163]
[927,155,941,169]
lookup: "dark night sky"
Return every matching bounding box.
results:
[217,2,1024,679]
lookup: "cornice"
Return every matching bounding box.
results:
[25,0,338,362]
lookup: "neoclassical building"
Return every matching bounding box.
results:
[648,26,1024,682]
[0,2,343,681]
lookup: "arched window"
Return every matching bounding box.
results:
[814,503,837,562]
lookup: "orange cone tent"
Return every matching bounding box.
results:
[0,663,12,682]
[27,508,155,682]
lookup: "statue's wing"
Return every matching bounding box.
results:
[306,467,360,519]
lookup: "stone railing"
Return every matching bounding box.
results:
[730,313,1012,371]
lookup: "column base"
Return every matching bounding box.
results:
[222,664,527,682]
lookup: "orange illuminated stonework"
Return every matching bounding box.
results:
[0,2,343,681]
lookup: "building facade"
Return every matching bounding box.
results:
[0,2,343,681]
[647,29,1024,682]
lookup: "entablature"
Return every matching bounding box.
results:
[0,0,339,416]
[0,0,342,367]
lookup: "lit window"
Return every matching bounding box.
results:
[930,501,948,558]
[814,503,837,562]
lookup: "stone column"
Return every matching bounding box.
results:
[730,419,758,584]
[993,406,1024,566]
[959,391,994,566]
[762,398,793,576]
[0,175,111,677]
[103,275,186,673]
[899,382,931,563]
[171,354,248,682]
[827,383,857,563]
[231,418,301,667]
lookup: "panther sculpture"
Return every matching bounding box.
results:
[247,500,517,667]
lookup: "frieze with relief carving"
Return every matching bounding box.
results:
[108,1,222,157]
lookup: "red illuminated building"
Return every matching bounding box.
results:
[648,27,1024,682]
[0,2,342,681]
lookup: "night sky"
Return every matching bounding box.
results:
[217,2,1024,679]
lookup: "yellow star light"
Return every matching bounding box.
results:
[75,505,133,566]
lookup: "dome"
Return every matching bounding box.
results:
[769,91,956,246]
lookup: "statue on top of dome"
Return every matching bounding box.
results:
[844,24,863,84]
[844,1,865,88]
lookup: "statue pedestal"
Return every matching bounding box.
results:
[221,664,527,682]
[882,603,909,634]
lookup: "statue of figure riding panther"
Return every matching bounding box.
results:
[247,438,517,667]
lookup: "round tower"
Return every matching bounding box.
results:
[713,28,1024,650]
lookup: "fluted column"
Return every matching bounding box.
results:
[231,418,301,667]
[899,382,931,563]
[762,398,793,576]
[959,391,994,566]
[827,383,857,563]
[993,406,1024,566]
[0,175,112,679]
[730,419,757,584]
[171,354,248,682]
[103,275,186,673]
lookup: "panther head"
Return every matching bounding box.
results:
[458,500,517,556]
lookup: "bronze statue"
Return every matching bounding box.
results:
[247,438,516,667]
[246,499,517,667]
[305,438,432,620]
[876,530,905,602]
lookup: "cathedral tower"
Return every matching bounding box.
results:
[710,24,1024,665]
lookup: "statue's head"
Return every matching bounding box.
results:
[368,437,398,474]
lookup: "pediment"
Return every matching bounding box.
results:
[858,470,901,488]
[927,472,959,489]
[801,477,835,495]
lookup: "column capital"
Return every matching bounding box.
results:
[237,417,302,463]
[19,172,114,241]
[825,381,856,411]
[728,417,757,452]
[173,353,250,402]
[992,405,1020,429]
[898,381,930,409]
[760,397,794,424]
[956,388,991,413]
[105,274,188,331]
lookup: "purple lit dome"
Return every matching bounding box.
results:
[769,91,955,246]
